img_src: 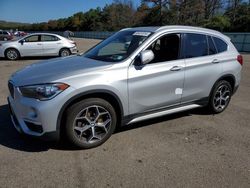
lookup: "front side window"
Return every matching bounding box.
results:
[85,30,152,62]
[213,37,227,53]
[147,33,181,63]
[24,35,39,42]
[41,35,59,41]
[184,33,208,58]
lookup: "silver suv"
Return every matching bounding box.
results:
[8,26,243,148]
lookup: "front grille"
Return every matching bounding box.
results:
[8,81,14,99]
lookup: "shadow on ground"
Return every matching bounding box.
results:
[0,104,212,152]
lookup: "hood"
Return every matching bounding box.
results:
[10,55,112,86]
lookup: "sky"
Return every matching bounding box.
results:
[0,0,141,23]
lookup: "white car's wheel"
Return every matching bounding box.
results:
[5,49,20,60]
[59,48,71,57]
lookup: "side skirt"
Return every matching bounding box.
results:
[121,98,209,126]
[127,104,201,124]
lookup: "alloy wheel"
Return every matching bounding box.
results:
[73,105,112,144]
[213,84,230,111]
[6,50,18,60]
[61,49,70,57]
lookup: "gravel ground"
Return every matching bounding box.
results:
[0,38,249,188]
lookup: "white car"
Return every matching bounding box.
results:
[0,33,78,60]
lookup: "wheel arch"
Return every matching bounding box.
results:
[4,47,21,57]
[59,47,71,56]
[57,89,124,136]
[209,74,236,98]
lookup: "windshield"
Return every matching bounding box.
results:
[84,30,152,62]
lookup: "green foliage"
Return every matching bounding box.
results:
[225,3,250,32]
[203,16,231,31]
[1,0,249,32]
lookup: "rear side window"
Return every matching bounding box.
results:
[184,33,208,58]
[3,31,8,35]
[41,35,59,41]
[208,36,217,55]
[213,37,227,53]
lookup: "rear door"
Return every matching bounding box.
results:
[19,35,43,56]
[41,34,61,56]
[182,33,223,103]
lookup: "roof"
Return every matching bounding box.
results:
[27,32,61,36]
[126,25,229,41]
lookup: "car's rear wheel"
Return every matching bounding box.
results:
[65,98,117,149]
[208,80,232,113]
[59,48,71,57]
[5,48,20,60]
[4,37,7,41]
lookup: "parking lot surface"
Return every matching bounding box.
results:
[0,38,250,188]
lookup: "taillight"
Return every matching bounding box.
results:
[237,55,243,66]
[69,41,76,46]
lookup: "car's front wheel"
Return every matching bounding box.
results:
[208,80,232,113]
[5,48,20,60]
[65,98,117,149]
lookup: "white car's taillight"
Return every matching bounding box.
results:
[237,55,243,66]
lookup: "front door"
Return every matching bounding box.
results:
[128,33,185,114]
[19,35,43,56]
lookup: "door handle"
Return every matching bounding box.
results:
[170,66,182,71]
[212,59,220,64]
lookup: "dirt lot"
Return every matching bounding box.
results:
[0,38,249,188]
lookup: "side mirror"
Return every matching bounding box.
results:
[19,39,25,44]
[140,50,154,65]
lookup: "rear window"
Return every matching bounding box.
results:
[213,37,227,53]
[184,33,208,58]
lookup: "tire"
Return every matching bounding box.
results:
[59,48,71,57]
[65,98,117,149]
[208,80,232,114]
[5,48,20,60]
[4,38,7,41]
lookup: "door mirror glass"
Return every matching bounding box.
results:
[140,50,154,64]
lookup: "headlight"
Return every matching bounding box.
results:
[19,83,69,101]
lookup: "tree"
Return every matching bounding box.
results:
[203,15,230,31]
[143,0,170,25]
[225,2,250,31]
[102,0,136,31]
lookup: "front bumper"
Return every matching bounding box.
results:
[7,96,59,141]
[7,84,75,141]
